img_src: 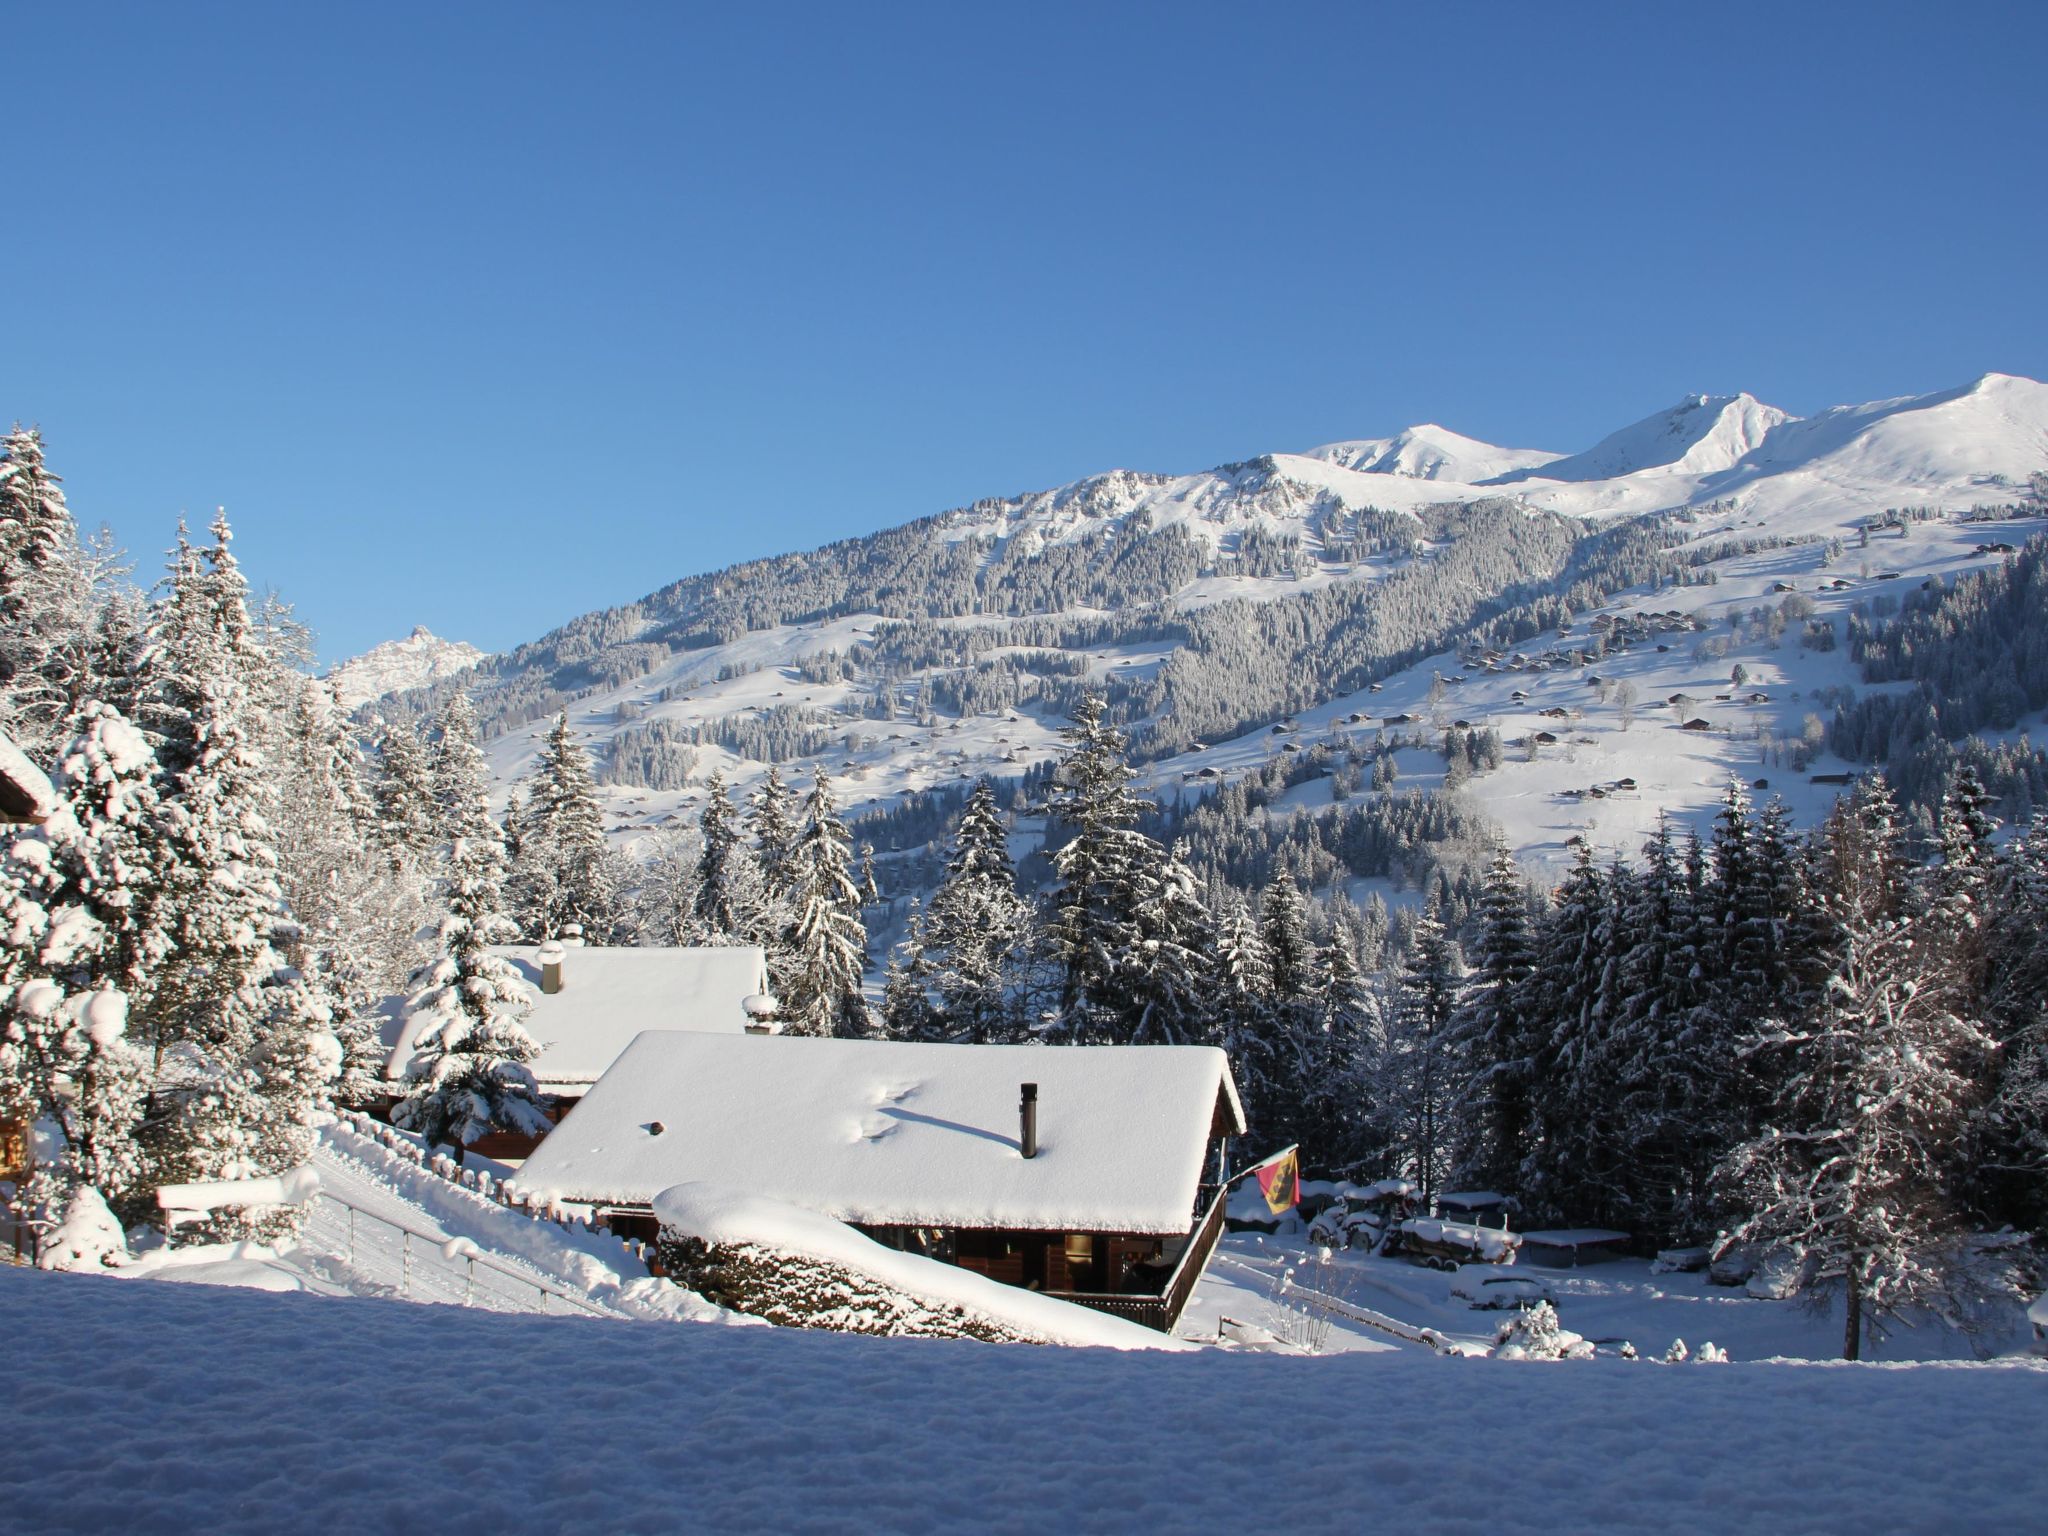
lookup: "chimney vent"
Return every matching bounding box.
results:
[1020,1082,1038,1159]
[538,940,566,995]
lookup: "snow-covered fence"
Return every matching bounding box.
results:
[157,1166,323,1234]
[304,1189,609,1318]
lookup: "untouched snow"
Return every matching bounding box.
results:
[515,1033,1244,1233]
[654,1183,1186,1351]
[327,624,487,712]
[3,1265,2042,1534]
[1491,393,1791,485]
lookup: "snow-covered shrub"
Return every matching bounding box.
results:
[36,1183,127,1271]
[658,1234,1040,1344]
[1490,1301,1594,1360]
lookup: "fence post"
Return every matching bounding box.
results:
[348,1204,357,1267]
[401,1230,412,1297]
[539,1286,548,1314]
[464,1256,475,1308]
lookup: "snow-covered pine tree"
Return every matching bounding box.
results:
[1606,816,1713,1242]
[692,771,764,944]
[392,692,548,1154]
[1715,776,1994,1359]
[746,764,800,896]
[128,516,339,1220]
[1043,696,1180,1043]
[1121,844,1215,1047]
[1378,895,1463,1203]
[777,774,871,1038]
[1447,835,1539,1192]
[272,676,427,1107]
[371,715,441,868]
[510,712,619,942]
[0,427,98,758]
[907,779,1030,1043]
[1260,875,1317,1002]
[1974,809,2048,1228]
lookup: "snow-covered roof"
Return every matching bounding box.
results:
[1519,1229,1630,1248]
[0,732,58,824]
[385,946,770,1094]
[514,1032,1247,1235]
[2029,1292,2048,1330]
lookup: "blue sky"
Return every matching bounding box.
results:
[6,3,2044,664]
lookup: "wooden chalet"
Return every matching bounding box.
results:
[381,944,771,1160]
[513,1032,1249,1332]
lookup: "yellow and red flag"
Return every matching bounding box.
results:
[1251,1146,1300,1214]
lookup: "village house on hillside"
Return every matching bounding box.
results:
[514,1033,1248,1332]
[380,944,771,1159]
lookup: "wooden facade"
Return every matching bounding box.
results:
[1,1115,31,1265]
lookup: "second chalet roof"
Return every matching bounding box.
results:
[385,945,770,1093]
[513,1033,1248,1235]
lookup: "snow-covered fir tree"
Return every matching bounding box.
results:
[0,427,99,757]
[1379,894,1463,1203]
[1447,835,1539,1192]
[1715,777,1994,1359]
[126,516,339,1225]
[892,779,1029,1043]
[777,774,871,1038]
[692,771,766,945]
[392,692,548,1155]
[509,712,620,942]
[371,715,441,869]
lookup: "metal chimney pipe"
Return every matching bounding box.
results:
[1020,1082,1038,1159]
[538,940,566,995]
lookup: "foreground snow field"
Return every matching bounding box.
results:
[5,1268,2040,1535]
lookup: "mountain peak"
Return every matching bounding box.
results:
[1488,391,1792,485]
[328,626,488,712]
[1303,423,1561,484]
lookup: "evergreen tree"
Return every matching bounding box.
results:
[692,772,764,944]
[1448,836,1539,1192]
[746,764,800,895]
[906,779,1029,1043]
[1260,876,1317,1001]
[0,428,96,757]
[371,716,441,868]
[510,712,619,942]
[392,690,546,1153]
[1716,777,1993,1359]
[1379,896,1463,1202]
[1043,696,1189,1043]
[778,774,871,1038]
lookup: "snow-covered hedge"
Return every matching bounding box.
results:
[653,1184,1185,1350]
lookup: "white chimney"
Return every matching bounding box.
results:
[538,940,566,995]
[742,993,780,1035]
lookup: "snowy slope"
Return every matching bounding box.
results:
[5,1266,2042,1534]
[1490,393,1790,485]
[328,625,486,711]
[460,373,2048,871]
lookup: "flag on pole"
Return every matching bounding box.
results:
[1250,1146,1300,1214]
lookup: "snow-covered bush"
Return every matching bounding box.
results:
[1490,1301,1594,1360]
[36,1183,127,1271]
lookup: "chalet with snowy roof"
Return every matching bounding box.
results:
[381,944,771,1158]
[513,1032,1248,1332]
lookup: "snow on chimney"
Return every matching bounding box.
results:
[538,940,566,995]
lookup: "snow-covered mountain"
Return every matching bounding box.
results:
[328,626,487,712]
[1304,423,1561,484]
[1488,393,1790,485]
[407,373,2048,869]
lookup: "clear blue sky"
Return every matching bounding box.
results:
[7,3,2044,665]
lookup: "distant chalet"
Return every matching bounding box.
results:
[381,944,771,1158]
[516,1033,1248,1332]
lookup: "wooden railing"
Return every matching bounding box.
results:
[1050,1187,1229,1334]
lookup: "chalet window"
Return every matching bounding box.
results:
[1061,1234,1099,1292]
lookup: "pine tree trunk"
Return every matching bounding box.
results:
[1842,1263,1862,1361]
